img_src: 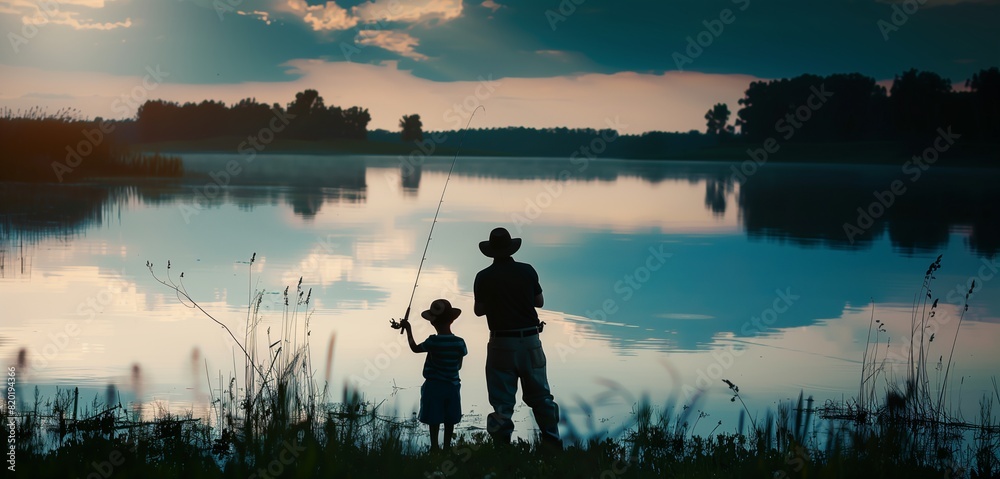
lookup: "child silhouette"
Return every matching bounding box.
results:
[400,299,468,450]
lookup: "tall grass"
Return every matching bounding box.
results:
[823,254,999,477]
[149,255,322,466]
[0,108,182,182]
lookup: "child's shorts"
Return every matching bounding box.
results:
[418,380,462,425]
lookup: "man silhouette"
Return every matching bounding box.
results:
[473,227,560,447]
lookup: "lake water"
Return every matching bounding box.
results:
[2,154,998,441]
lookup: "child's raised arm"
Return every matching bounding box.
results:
[400,320,424,354]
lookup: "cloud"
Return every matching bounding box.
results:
[276,1,463,64]
[480,0,503,13]
[352,0,462,24]
[0,0,131,30]
[237,10,273,25]
[0,61,760,134]
[356,30,428,60]
[280,0,463,31]
[6,0,113,7]
[36,12,131,30]
[284,0,358,31]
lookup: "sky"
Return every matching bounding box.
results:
[0,0,997,133]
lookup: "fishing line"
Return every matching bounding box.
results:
[391,105,485,333]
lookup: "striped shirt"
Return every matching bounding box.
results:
[419,334,467,385]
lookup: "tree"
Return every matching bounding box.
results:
[400,114,423,142]
[735,73,889,142]
[967,67,1000,94]
[889,69,952,141]
[966,67,1000,139]
[287,89,323,117]
[704,103,731,137]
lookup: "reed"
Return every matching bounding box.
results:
[821,255,999,477]
[0,109,183,181]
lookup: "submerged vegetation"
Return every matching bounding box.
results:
[3,255,998,478]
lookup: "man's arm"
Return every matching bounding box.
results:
[473,273,486,316]
[532,266,544,308]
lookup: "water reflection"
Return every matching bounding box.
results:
[401,163,422,195]
[704,174,732,216]
[736,164,1000,257]
[0,183,117,239]
[2,158,998,335]
[3,154,999,442]
[4,157,998,256]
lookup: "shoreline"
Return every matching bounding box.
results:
[135,137,1000,167]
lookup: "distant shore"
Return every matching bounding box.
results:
[134,136,512,159]
[661,140,1000,166]
[137,137,1000,167]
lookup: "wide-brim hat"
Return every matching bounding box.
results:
[421,298,461,322]
[479,227,522,257]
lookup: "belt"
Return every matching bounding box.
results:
[490,328,540,338]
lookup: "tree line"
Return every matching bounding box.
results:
[367,127,715,159]
[129,67,998,157]
[135,90,371,142]
[706,67,999,146]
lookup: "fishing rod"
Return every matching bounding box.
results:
[390,105,485,334]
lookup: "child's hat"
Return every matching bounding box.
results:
[421,299,461,322]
